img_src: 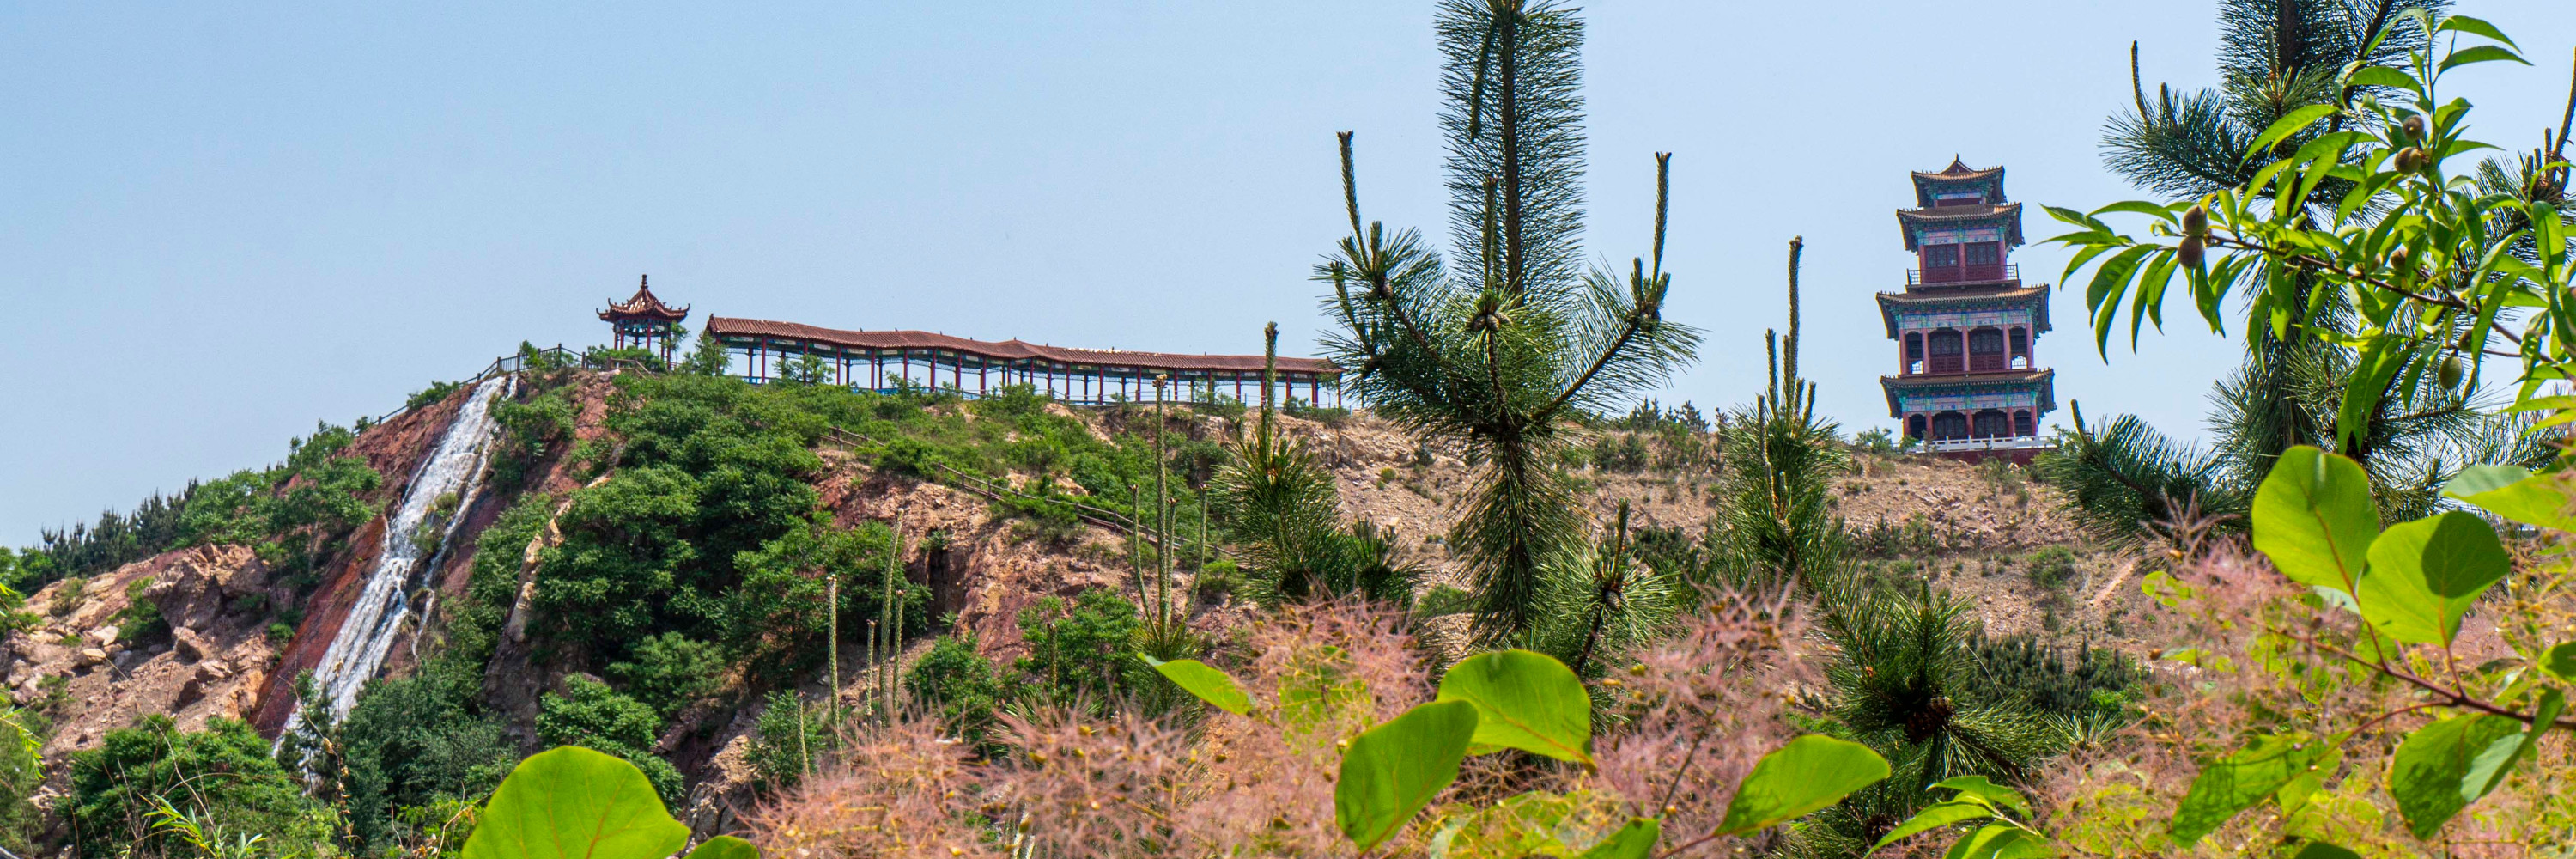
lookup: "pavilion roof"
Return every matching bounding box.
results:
[1878,368,2057,417]
[706,317,1343,376]
[598,276,690,322]
[1894,202,2024,249]
[1873,285,2050,338]
[1908,158,2008,209]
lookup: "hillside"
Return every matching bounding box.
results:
[1,365,2131,849]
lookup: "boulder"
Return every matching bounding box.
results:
[76,648,108,667]
[84,626,119,647]
[172,627,214,663]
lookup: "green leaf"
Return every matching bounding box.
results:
[1927,775,2031,818]
[1716,734,1891,836]
[462,746,691,859]
[2089,200,2179,222]
[2442,465,2576,530]
[2357,511,2510,646]
[2461,689,2562,805]
[2344,65,2418,90]
[2439,44,2527,74]
[1435,649,1592,763]
[2087,246,2158,357]
[2289,843,2363,859]
[2169,734,2321,846]
[2541,642,2576,684]
[2246,104,2341,160]
[2435,15,2519,49]
[1143,655,1252,716]
[2390,715,2523,838]
[1943,824,2052,859]
[1576,818,1660,859]
[2251,446,2380,594]
[1872,801,1996,851]
[683,836,760,859]
[1336,699,1479,853]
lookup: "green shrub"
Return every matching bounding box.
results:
[1194,559,1242,603]
[536,678,682,805]
[903,634,1005,746]
[333,673,514,850]
[0,705,38,853]
[113,577,167,647]
[2024,546,2079,590]
[746,691,834,790]
[1014,588,1142,706]
[1413,584,1478,618]
[406,380,466,411]
[608,632,725,718]
[67,716,329,859]
[490,388,578,491]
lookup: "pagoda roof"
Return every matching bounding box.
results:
[1874,285,2051,338]
[598,276,690,322]
[706,316,1342,377]
[1895,202,2024,250]
[1878,369,2057,417]
[1908,158,2008,209]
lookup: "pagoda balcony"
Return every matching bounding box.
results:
[1907,263,2017,287]
[1925,436,2050,453]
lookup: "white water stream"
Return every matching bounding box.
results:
[284,374,513,734]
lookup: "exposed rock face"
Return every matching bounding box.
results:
[7,545,279,759]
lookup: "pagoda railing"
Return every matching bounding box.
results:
[1924,436,2050,453]
[1907,263,2017,286]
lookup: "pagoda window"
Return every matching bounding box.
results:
[2013,410,2035,437]
[2008,327,2030,369]
[1972,410,2008,438]
[1963,241,2003,281]
[1906,414,1927,440]
[1926,329,1964,374]
[1921,244,1960,283]
[1932,411,1968,441]
[1905,332,1924,374]
[1968,328,2006,371]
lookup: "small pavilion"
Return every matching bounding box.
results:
[598,275,690,366]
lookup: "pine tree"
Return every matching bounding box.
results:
[1319,0,1700,642]
[1708,238,1848,592]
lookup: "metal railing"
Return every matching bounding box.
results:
[1925,436,2050,452]
[367,345,666,426]
[1906,264,2019,287]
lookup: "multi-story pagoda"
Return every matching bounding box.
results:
[1877,159,2056,461]
[598,275,690,366]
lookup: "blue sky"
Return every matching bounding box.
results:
[6,2,2573,543]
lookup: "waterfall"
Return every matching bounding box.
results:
[285,374,513,734]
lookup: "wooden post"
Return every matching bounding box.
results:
[827,571,840,727]
[1153,375,1170,625]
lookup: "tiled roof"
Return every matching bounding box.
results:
[598,277,690,322]
[706,317,1341,376]
[1911,158,2002,181]
[1874,285,2051,338]
[1878,369,2057,417]
[1908,159,2008,209]
[1894,202,2025,249]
